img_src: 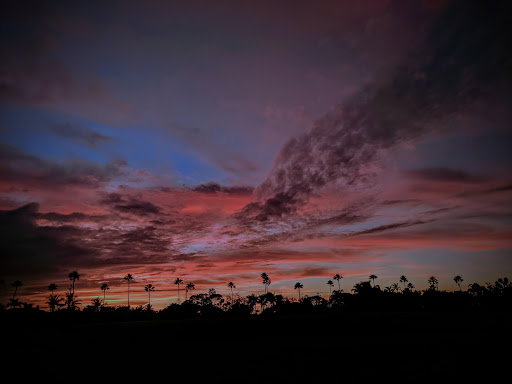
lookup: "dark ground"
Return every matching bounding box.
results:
[4,311,511,383]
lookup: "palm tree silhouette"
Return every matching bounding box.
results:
[399,275,408,290]
[228,282,236,302]
[91,297,102,312]
[48,283,57,295]
[124,274,134,308]
[100,283,109,304]
[333,274,343,292]
[327,280,334,295]
[145,284,155,307]
[454,275,463,291]
[185,282,195,301]
[294,282,303,300]
[369,275,378,288]
[47,294,64,312]
[261,273,271,294]
[407,282,415,291]
[428,276,439,291]
[64,290,80,310]
[68,271,80,295]
[174,278,184,303]
[6,298,22,309]
[11,280,22,299]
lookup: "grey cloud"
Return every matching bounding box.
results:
[0,143,128,187]
[48,122,114,147]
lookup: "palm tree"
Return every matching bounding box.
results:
[64,290,80,310]
[428,276,439,291]
[11,280,22,299]
[174,278,184,303]
[454,275,463,291]
[261,273,271,294]
[100,283,109,304]
[399,275,408,290]
[68,271,80,294]
[327,280,334,295]
[145,284,155,307]
[407,282,415,291]
[6,298,22,309]
[185,282,195,301]
[228,282,236,302]
[333,274,343,292]
[294,282,303,300]
[48,283,57,294]
[123,274,134,308]
[91,297,102,312]
[369,275,378,288]
[47,294,64,312]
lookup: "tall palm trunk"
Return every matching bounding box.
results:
[127,281,130,308]
[13,286,18,299]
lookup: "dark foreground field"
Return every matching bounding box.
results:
[4,311,511,383]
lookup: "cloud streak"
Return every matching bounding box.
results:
[48,122,114,147]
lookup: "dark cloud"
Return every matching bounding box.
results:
[348,219,430,237]
[0,143,128,187]
[113,226,171,254]
[236,192,299,222]
[99,192,162,216]
[48,122,114,147]
[403,167,486,183]
[0,203,95,278]
[245,0,512,221]
[192,182,253,195]
[381,199,421,206]
[39,211,106,223]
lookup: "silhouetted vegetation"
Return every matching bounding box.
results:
[2,274,511,322]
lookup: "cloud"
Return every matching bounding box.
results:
[402,167,486,183]
[0,143,129,188]
[38,211,106,223]
[244,0,512,221]
[99,192,163,217]
[48,122,114,147]
[347,219,430,237]
[192,182,253,195]
[0,203,95,278]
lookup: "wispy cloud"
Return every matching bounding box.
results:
[48,122,114,148]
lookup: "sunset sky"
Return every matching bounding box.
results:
[1,0,511,310]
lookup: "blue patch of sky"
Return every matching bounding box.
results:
[0,106,230,185]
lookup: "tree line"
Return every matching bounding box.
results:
[2,271,511,316]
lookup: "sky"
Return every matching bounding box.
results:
[1,0,511,310]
